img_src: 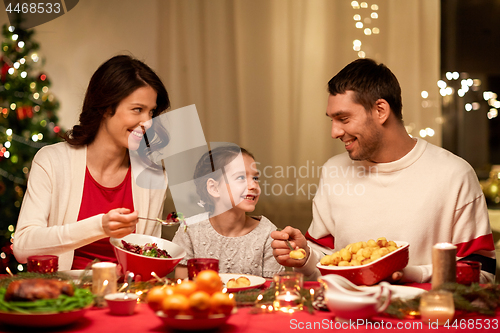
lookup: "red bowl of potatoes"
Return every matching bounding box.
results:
[317,240,409,286]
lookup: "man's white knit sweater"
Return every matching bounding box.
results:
[297,138,496,283]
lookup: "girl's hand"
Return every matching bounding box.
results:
[271,226,309,267]
[102,208,138,238]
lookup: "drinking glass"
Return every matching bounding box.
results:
[27,255,58,273]
[456,261,481,285]
[187,258,219,280]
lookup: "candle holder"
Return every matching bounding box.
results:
[187,258,219,280]
[273,271,303,312]
[431,243,456,290]
[419,290,455,326]
[456,260,481,285]
[92,262,118,307]
[27,255,58,273]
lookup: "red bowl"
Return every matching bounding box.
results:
[110,234,186,280]
[317,241,409,286]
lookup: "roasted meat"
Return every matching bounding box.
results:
[4,279,74,302]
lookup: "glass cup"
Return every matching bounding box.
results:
[456,261,481,285]
[92,262,118,307]
[419,290,455,326]
[187,258,219,280]
[273,271,303,312]
[27,255,58,273]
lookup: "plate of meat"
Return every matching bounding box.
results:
[0,278,93,328]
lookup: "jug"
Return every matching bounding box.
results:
[319,274,392,321]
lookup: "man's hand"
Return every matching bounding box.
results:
[102,208,138,238]
[271,226,309,267]
[386,270,404,283]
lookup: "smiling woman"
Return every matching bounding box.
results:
[13,55,172,271]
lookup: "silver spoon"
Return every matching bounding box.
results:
[138,217,181,226]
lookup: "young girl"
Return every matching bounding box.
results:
[14,55,170,270]
[172,145,283,278]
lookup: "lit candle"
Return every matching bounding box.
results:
[273,272,304,312]
[432,243,456,290]
[420,290,455,326]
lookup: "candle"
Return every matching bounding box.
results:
[420,290,455,326]
[92,262,117,306]
[432,243,456,290]
[273,272,303,312]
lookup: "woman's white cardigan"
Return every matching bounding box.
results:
[13,142,167,270]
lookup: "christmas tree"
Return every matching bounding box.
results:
[0,17,63,273]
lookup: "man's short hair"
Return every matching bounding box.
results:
[328,58,403,121]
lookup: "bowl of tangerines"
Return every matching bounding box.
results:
[147,270,235,331]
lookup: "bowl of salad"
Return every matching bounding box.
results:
[110,234,186,280]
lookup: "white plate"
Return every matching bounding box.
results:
[361,285,425,300]
[219,273,266,292]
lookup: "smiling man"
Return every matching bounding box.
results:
[271,58,496,283]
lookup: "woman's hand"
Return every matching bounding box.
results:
[102,208,138,238]
[271,226,309,267]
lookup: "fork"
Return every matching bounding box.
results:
[138,217,180,226]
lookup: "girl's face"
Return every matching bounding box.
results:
[222,153,260,212]
[100,85,157,151]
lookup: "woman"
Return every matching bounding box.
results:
[13,55,170,270]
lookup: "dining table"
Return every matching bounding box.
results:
[0,280,498,333]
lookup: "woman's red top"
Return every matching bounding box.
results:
[71,166,134,270]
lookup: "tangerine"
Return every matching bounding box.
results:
[210,291,235,316]
[146,286,167,311]
[188,291,211,318]
[161,294,190,317]
[175,280,198,297]
[195,270,223,295]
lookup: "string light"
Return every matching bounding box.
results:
[352,2,379,58]
[487,109,498,119]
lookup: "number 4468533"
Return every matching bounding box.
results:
[5,2,61,14]
[443,319,498,330]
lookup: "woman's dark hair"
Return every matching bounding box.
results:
[63,55,170,146]
[328,58,403,121]
[193,146,255,214]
